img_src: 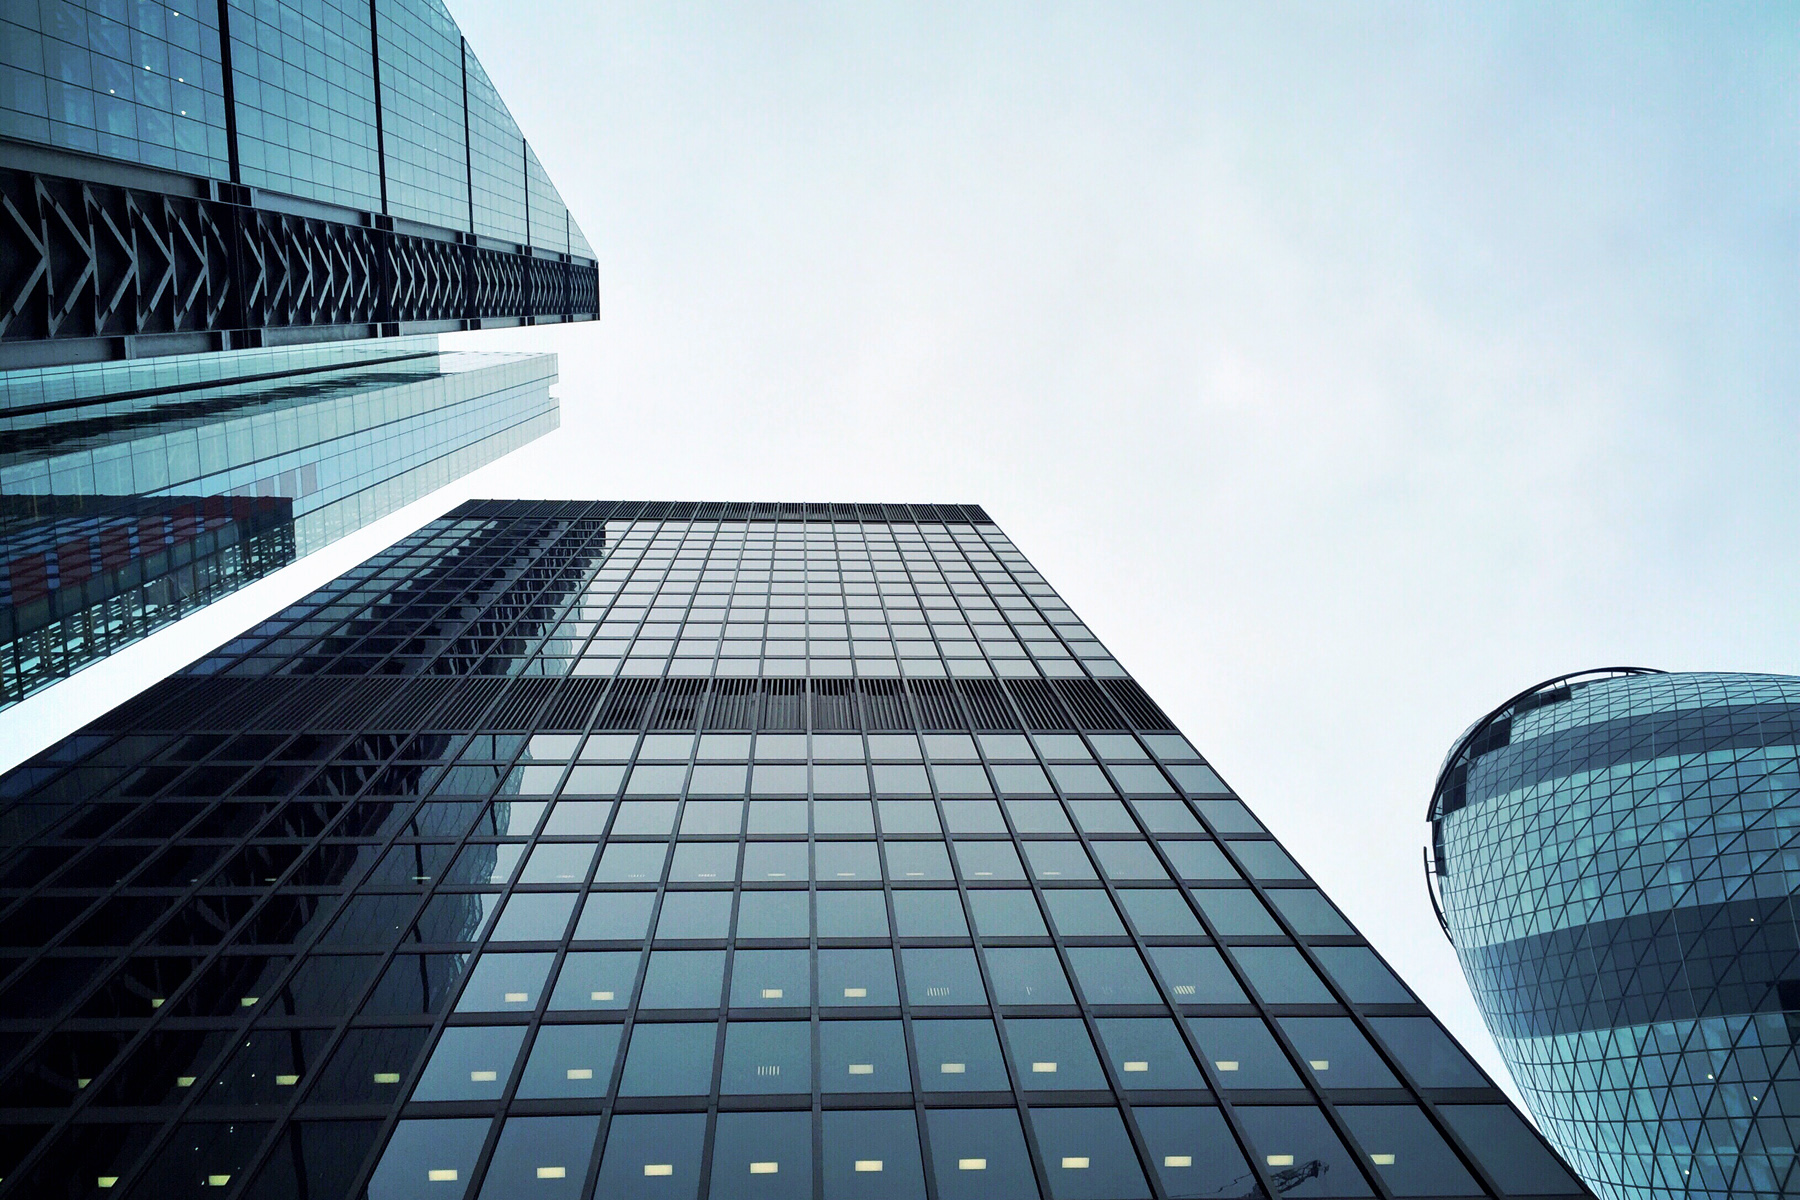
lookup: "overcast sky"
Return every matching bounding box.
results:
[3,1,1794,1100]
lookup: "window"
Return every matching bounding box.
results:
[455,951,555,1011]
[617,1023,716,1096]
[1231,947,1335,1004]
[639,950,725,1008]
[710,1111,812,1200]
[1336,1106,1482,1197]
[1042,890,1125,937]
[892,891,968,938]
[924,1107,1038,1200]
[1232,1106,1373,1197]
[1186,1018,1300,1089]
[984,948,1074,1006]
[820,948,900,1006]
[1278,1018,1400,1089]
[968,889,1048,937]
[1003,1018,1107,1090]
[729,948,811,1007]
[1133,1106,1252,1199]
[1191,890,1280,936]
[1066,946,1162,1005]
[1025,1107,1150,1200]
[1366,1018,1486,1089]
[368,1119,490,1199]
[1312,948,1413,1005]
[1117,889,1204,938]
[822,1110,927,1200]
[1094,1017,1205,1090]
[820,1020,910,1092]
[720,1021,809,1094]
[594,1113,707,1200]
[515,1025,620,1098]
[816,890,890,938]
[410,1026,527,1101]
[573,892,654,940]
[911,1019,1011,1091]
[901,948,987,1005]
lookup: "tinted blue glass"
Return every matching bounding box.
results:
[367,1118,489,1200]
[1004,1018,1107,1090]
[1066,947,1162,1005]
[1094,1017,1206,1089]
[1278,1017,1399,1090]
[1042,890,1125,936]
[968,889,1048,937]
[1026,1107,1150,1200]
[1232,1106,1373,1197]
[618,1023,716,1096]
[575,892,655,940]
[455,951,554,1012]
[477,1115,600,1200]
[925,1106,1040,1200]
[547,951,638,1010]
[1133,1106,1256,1199]
[911,1019,1011,1091]
[729,948,811,1007]
[515,1023,620,1098]
[892,890,968,937]
[821,1020,910,1092]
[985,947,1074,1006]
[901,948,987,1006]
[818,890,890,938]
[1336,1106,1482,1197]
[822,1109,927,1200]
[411,1025,526,1101]
[820,949,899,1007]
[710,1111,813,1200]
[720,1021,809,1094]
[595,1113,707,1200]
[1231,947,1335,1004]
[1186,1017,1301,1089]
[639,950,725,1008]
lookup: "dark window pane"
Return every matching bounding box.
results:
[911,1018,1011,1091]
[1230,842,1306,881]
[516,1024,621,1098]
[490,893,577,941]
[548,951,638,1010]
[595,1112,708,1200]
[618,1023,716,1096]
[655,892,732,940]
[1147,947,1246,1005]
[1162,842,1239,882]
[1186,1017,1300,1089]
[968,889,1048,937]
[1094,1017,1205,1090]
[1191,891,1280,936]
[477,1115,601,1200]
[984,947,1074,1006]
[902,948,987,1007]
[308,1027,428,1105]
[1133,1106,1255,1199]
[1366,1018,1487,1089]
[1312,948,1414,1005]
[711,1111,813,1200]
[721,1021,810,1095]
[817,890,890,938]
[640,950,725,1008]
[1025,1106,1151,1200]
[455,951,555,1012]
[574,892,655,940]
[729,948,811,1007]
[1004,1018,1107,1090]
[820,949,899,1007]
[1232,1106,1373,1197]
[1041,890,1124,937]
[821,1019,910,1093]
[367,1117,491,1200]
[822,1109,927,1200]
[1231,947,1334,1004]
[1278,1018,1399,1090]
[1117,889,1204,937]
[410,1025,527,1101]
[892,891,969,938]
[1066,947,1161,1005]
[925,1106,1040,1200]
[1438,1106,1587,1195]
[1267,889,1354,936]
[1335,1106,1482,1197]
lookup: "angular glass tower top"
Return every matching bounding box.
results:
[0,500,1589,1199]
[0,0,596,369]
[1430,669,1800,1200]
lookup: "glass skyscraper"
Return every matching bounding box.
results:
[0,0,596,369]
[1429,670,1800,1200]
[0,337,558,707]
[0,0,590,704]
[0,499,1586,1199]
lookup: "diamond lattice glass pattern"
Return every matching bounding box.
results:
[1435,671,1800,1200]
[0,502,1585,1199]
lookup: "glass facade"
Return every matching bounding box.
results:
[0,338,557,707]
[0,499,1585,1198]
[1431,670,1800,1200]
[0,0,588,259]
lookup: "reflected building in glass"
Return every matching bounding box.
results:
[0,500,1588,1199]
[1429,670,1800,1200]
[0,0,591,705]
[0,338,558,707]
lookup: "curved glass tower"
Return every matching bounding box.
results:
[1429,670,1800,1200]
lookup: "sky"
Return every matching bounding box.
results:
[2,0,1795,1101]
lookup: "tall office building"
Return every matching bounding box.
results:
[0,0,598,367]
[0,337,559,707]
[0,0,594,704]
[0,500,1587,1199]
[1429,669,1800,1200]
